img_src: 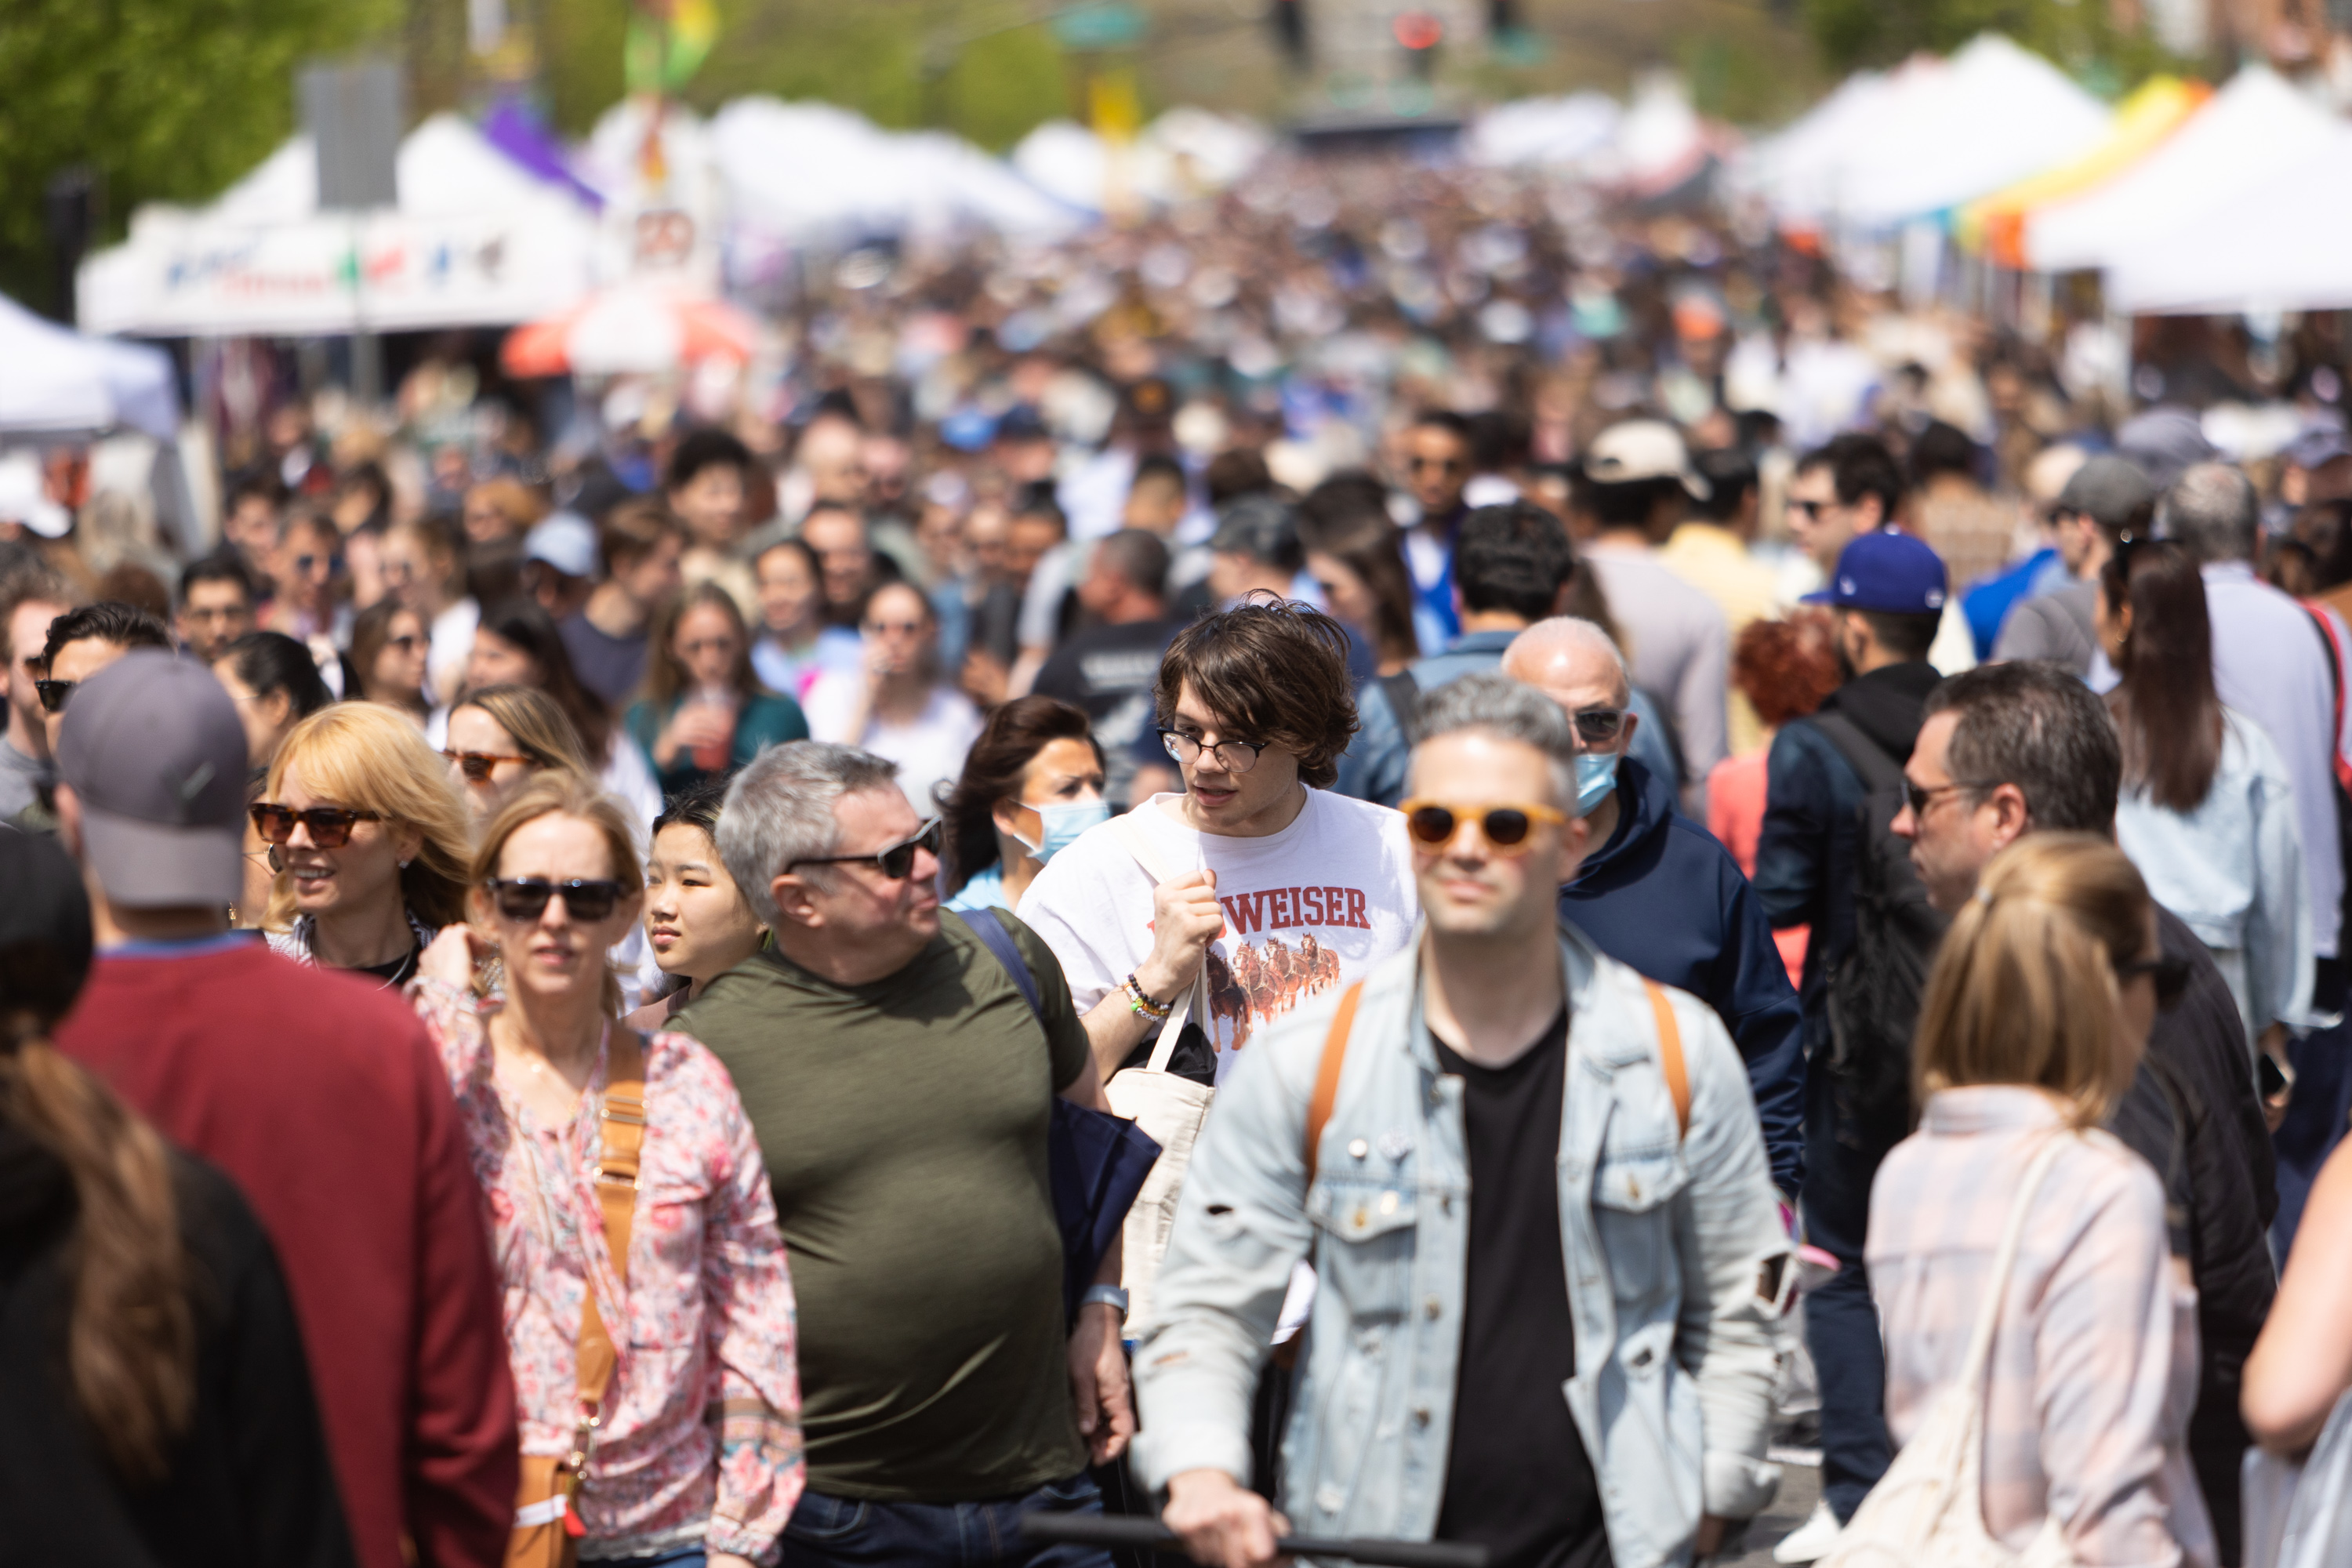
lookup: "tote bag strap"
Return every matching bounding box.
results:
[1108,811,1209,1074]
[577,1031,647,1411]
[1954,1133,2071,1404]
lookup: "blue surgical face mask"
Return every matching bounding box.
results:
[1018,797,1111,863]
[1573,751,1620,818]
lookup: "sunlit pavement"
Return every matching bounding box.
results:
[1720,1459,1821,1567]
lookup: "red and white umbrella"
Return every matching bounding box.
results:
[502,281,760,377]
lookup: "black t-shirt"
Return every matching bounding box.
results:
[1433,1007,1610,1568]
[1030,617,1179,721]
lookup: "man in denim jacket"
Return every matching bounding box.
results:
[1135,672,1788,1568]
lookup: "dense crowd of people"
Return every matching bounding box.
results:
[6,154,2352,1568]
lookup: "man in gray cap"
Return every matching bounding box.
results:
[1991,454,2157,675]
[49,650,518,1568]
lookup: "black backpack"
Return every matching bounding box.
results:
[1811,712,1949,1155]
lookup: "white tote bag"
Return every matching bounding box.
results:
[1100,812,1217,1337]
[1818,1135,2077,1568]
[2244,1389,2352,1568]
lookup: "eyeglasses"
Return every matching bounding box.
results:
[2114,952,2192,1013]
[486,877,627,923]
[250,803,384,848]
[34,678,74,714]
[1399,799,1569,855]
[444,749,535,782]
[1787,499,1831,521]
[384,634,422,653]
[292,553,343,576]
[1570,706,1628,747]
[789,817,944,881]
[1159,728,1269,774]
[1901,778,1992,818]
[862,619,926,637]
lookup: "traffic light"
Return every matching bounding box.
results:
[1393,9,1442,78]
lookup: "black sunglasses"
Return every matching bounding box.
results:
[1570,706,1627,746]
[250,803,383,848]
[789,818,944,881]
[486,877,627,923]
[2114,952,2192,1013]
[34,678,74,714]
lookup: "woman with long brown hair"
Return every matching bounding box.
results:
[1301,511,1421,677]
[463,597,664,843]
[350,598,432,726]
[444,684,593,829]
[0,830,353,1562]
[2101,539,2312,1075]
[941,695,1108,915]
[411,772,801,1566]
[624,582,808,795]
[1861,834,2209,1565]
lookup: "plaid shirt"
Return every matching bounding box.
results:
[1867,1087,2215,1568]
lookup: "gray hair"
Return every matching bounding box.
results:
[1410,670,1581,808]
[2158,462,2258,564]
[718,741,902,924]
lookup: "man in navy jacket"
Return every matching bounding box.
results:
[1504,617,1805,1197]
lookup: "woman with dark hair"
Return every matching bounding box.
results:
[942,695,1109,916]
[464,597,662,841]
[625,779,768,1033]
[216,630,335,770]
[801,579,983,815]
[2101,539,2312,1074]
[1301,512,1421,677]
[0,830,354,1563]
[750,535,861,700]
[625,582,808,795]
[350,598,431,726]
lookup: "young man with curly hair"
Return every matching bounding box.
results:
[1023,595,1418,1087]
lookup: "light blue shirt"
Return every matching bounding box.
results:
[944,863,1009,914]
[2116,710,2318,1044]
[2201,561,2343,958]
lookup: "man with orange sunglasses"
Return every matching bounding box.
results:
[1140,671,1788,1568]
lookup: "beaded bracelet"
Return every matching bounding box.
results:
[1123,973,1172,1022]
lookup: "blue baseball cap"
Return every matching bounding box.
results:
[1803,528,1949,614]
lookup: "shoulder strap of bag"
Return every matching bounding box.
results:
[1105,809,1208,1074]
[576,1030,647,1410]
[957,908,1044,1023]
[2303,602,2352,792]
[1811,710,1907,795]
[1302,982,1364,1186]
[1643,979,1690,1142]
[1952,1134,2070,1403]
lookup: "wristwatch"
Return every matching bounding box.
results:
[1079,1283,1131,1320]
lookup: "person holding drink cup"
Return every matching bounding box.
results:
[626,583,810,795]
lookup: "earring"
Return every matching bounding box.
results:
[398,857,412,869]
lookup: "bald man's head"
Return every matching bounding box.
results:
[1501,617,1636,757]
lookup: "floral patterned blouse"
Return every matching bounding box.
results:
[413,978,803,1563]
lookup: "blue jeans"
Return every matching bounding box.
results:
[779,1472,1114,1568]
[1801,1067,1893,1524]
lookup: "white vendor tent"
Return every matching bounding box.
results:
[2104,145,2352,313]
[1744,36,2110,227]
[78,113,597,338]
[712,98,1085,242]
[2022,67,2343,274]
[0,292,179,440]
[1010,109,1269,214]
[1465,92,1624,169]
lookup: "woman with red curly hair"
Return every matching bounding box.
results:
[1709,610,1842,987]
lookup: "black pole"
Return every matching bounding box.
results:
[42,165,99,326]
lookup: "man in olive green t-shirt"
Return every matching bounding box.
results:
[678,741,1131,1567]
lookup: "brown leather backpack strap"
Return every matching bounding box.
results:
[1303,982,1363,1187]
[1643,979,1690,1142]
[575,1031,647,1408]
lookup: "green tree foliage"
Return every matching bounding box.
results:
[0,0,399,317]
[1800,0,2181,85]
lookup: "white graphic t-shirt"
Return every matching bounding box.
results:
[1021,789,1417,1085]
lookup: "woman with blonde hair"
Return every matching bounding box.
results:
[256,702,472,987]
[444,683,593,828]
[1861,833,2212,1566]
[412,772,801,1566]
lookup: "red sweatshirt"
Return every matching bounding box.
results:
[56,937,516,1568]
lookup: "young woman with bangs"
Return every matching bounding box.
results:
[258,702,474,987]
[412,772,801,1567]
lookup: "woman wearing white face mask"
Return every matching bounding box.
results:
[941,696,1109,915]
